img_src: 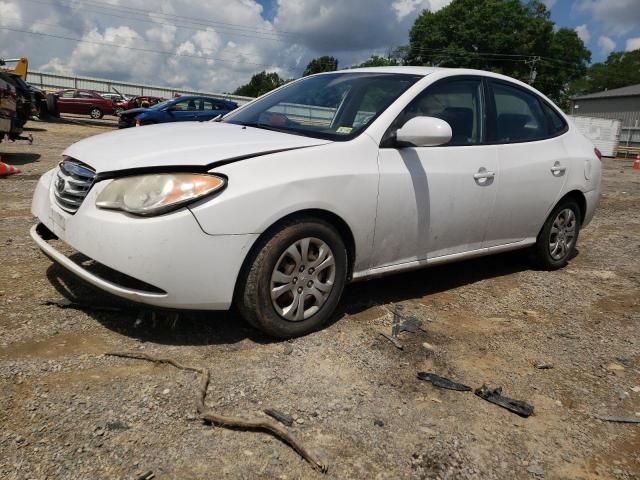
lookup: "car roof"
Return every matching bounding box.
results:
[330,66,553,103]
[331,66,527,83]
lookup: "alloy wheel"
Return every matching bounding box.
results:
[548,208,577,261]
[270,237,336,321]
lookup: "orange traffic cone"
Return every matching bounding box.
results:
[0,159,21,177]
[634,154,640,170]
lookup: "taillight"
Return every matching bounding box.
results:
[594,148,602,161]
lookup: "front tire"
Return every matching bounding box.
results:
[533,199,581,270]
[236,218,348,338]
[89,108,103,119]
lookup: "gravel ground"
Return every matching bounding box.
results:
[1,119,639,480]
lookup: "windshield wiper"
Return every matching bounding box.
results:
[239,122,295,134]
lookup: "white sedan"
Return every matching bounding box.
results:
[31,67,601,337]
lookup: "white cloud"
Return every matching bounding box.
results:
[597,35,616,54]
[626,37,640,51]
[575,0,640,33]
[1,0,451,93]
[274,0,451,52]
[575,24,590,44]
[541,0,557,8]
[192,28,222,56]
[0,1,21,27]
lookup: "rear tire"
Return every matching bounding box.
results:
[236,218,348,338]
[46,94,59,118]
[89,107,103,119]
[532,199,581,270]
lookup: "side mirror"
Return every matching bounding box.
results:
[166,105,177,112]
[396,116,452,147]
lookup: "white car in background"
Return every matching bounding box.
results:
[31,67,602,338]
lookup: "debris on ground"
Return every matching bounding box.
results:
[533,361,554,369]
[527,462,545,476]
[135,471,154,480]
[380,332,403,350]
[594,415,640,424]
[417,372,472,391]
[380,306,424,350]
[264,409,294,427]
[41,298,123,312]
[106,351,328,473]
[604,362,625,376]
[474,385,534,418]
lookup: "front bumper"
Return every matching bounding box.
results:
[31,168,258,310]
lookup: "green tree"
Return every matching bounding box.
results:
[352,55,399,68]
[405,0,590,103]
[578,49,640,94]
[233,71,287,97]
[303,56,339,76]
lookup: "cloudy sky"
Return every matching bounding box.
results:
[0,0,639,93]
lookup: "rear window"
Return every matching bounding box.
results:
[492,82,548,143]
[542,103,568,135]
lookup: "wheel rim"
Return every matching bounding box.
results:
[91,109,100,118]
[270,237,336,322]
[548,208,577,261]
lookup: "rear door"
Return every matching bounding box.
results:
[75,91,96,114]
[196,99,227,121]
[483,80,569,247]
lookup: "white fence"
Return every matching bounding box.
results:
[26,70,254,105]
[571,116,621,157]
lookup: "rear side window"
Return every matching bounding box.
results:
[492,82,548,143]
[542,102,567,135]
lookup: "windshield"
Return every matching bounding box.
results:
[151,99,174,110]
[223,72,422,141]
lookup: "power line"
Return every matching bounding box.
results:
[0,25,276,68]
[23,0,293,43]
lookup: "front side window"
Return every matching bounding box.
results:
[172,99,199,111]
[223,73,422,141]
[492,82,548,143]
[394,79,484,146]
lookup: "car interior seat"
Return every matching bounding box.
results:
[496,113,531,141]
[437,107,474,145]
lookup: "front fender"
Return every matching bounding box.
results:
[189,137,380,272]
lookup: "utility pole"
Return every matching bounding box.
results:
[525,56,540,85]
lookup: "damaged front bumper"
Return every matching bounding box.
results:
[31,167,258,310]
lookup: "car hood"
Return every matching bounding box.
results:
[63,121,332,173]
[120,107,148,117]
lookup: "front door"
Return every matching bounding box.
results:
[169,98,200,121]
[372,77,499,269]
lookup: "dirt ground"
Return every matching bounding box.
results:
[1,119,639,480]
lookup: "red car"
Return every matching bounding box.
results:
[54,89,115,119]
[114,95,164,115]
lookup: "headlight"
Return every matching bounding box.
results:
[96,173,225,216]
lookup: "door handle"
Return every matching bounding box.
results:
[473,170,495,180]
[550,162,566,176]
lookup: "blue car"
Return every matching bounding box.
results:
[118,95,238,128]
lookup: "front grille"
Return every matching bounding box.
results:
[53,158,96,213]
